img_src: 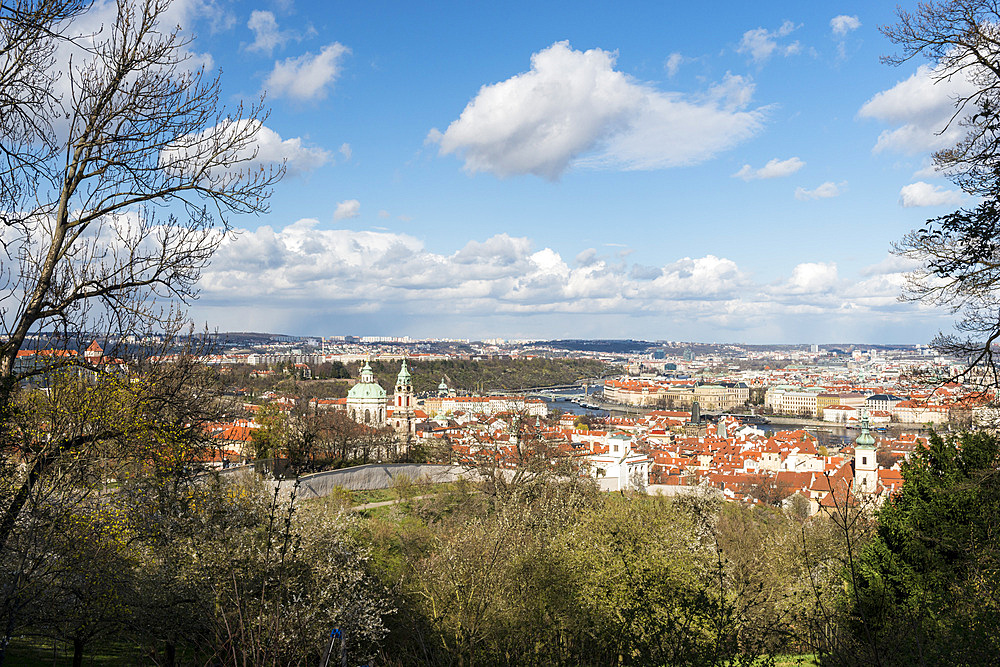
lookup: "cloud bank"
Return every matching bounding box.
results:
[191,221,949,340]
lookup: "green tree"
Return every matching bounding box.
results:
[33,506,138,667]
[0,355,222,661]
[839,431,1000,665]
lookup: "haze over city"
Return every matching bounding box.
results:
[121,0,964,343]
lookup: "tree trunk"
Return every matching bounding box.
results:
[72,637,84,667]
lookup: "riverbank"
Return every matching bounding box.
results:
[760,415,934,432]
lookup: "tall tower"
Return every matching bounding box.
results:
[392,359,414,437]
[853,408,878,494]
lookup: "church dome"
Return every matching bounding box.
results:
[348,361,386,400]
[348,382,386,400]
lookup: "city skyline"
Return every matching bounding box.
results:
[121,0,969,342]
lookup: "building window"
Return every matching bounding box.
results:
[862,456,867,465]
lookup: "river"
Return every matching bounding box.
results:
[539,389,932,450]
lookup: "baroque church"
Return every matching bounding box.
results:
[346,359,415,437]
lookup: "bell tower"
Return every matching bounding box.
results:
[392,359,414,437]
[853,408,878,494]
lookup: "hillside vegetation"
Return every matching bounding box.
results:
[360,358,611,393]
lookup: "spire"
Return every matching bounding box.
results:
[856,408,875,448]
[396,358,411,385]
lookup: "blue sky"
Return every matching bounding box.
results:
[135,0,972,342]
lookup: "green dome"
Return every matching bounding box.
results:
[348,381,386,400]
[349,359,385,400]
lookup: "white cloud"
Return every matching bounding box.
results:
[160,119,329,177]
[912,161,943,179]
[830,15,861,36]
[665,52,684,77]
[333,199,360,220]
[858,63,978,154]
[860,254,923,277]
[199,225,751,312]
[429,41,765,179]
[575,248,599,267]
[781,262,839,294]
[737,21,800,63]
[899,181,964,207]
[378,209,390,219]
[733,156,804,181]
[246,10,298,54]
[162,0,235,35]
[252,124,330,174]
[795,181,844,200]
[264,42,350,101]
[653,256,749,298]
[339,143,352,161]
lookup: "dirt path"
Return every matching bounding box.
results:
[350,494,437,511]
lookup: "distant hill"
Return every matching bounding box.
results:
[540,339,654,354]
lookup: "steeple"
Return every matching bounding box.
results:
[856,408,876,448]
[853,408,878,494]
[396,358,411,386]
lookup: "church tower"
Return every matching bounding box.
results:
[853,408,878,494]
[392,359,415,437]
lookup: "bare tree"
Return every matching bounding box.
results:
[464,403,578,503]
[883,1,1000,392]
[1,0,280,385]
[0,0,280,551]
[882,0,1000,195]
[0,0,90,206]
